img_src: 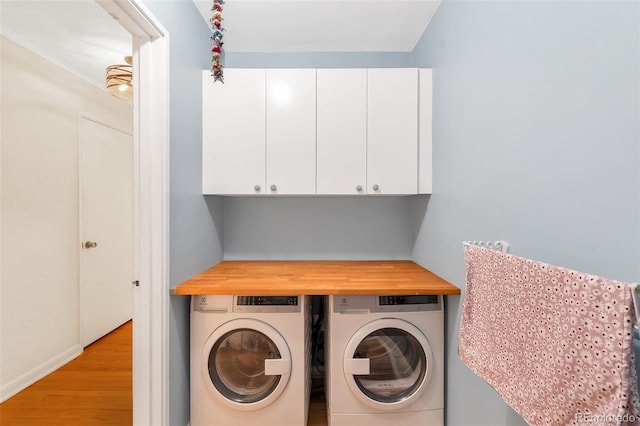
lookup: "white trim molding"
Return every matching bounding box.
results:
[97,1,170,425]
[0,345,82,403]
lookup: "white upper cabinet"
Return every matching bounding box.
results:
[367,68,418,195]
[266,69,317,195]
[202,69,266,195]
[202,68,430,196]
[317,69,367,195]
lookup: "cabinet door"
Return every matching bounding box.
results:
[266,69,316,195]
[419,69,433,194]
[367,68,418,195]
[317,69,367,195]
[202,69,266,195]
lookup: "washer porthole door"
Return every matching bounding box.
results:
[343,319,433,410]
[202,319,292,411]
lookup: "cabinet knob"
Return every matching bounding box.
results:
[356,185,363,192]
[372,184,380,191]
[270,184,277,191]
[84,241,98,249]
[254,184,261,192]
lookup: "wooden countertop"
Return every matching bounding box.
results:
[172,260,460,296]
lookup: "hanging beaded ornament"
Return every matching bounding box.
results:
[210,0,225,83]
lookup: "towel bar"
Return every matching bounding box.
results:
[463,240,509,253]
[631,283,640,329]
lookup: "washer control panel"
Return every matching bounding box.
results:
[234,295,301,313]
[236,296,298,306]
[193,295,301,313]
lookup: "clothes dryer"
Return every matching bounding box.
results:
[325,295,444,426]
[191,295,311,426]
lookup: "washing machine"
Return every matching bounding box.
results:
[191,295,311,426]
[325,295,444,426]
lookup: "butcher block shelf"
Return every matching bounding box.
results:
[172,260,460,296]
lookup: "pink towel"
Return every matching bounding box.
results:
[460,245,640,425]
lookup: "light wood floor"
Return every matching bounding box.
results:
[308,382,329,426]
[0,321,328,426]
[0,321,132,426]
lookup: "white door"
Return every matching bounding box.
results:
[266,69,316,194]
[316,69,367,195]
[367,68,418,195]
[80,116,133,347]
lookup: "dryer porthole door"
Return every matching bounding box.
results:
[342,318,434,410]
[202,318,292,411]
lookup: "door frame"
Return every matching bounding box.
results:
[96,1,169,424]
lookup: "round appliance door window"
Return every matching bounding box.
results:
[343,319,433,410]
[203,319,291,410]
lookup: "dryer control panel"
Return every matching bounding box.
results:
[334,295,442,313]
[376,295,441,312]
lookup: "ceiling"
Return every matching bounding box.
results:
[0,1,132,91]
[0,0,440,93]
[192,0,442,52]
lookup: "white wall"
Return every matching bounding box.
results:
[0,36,132,402]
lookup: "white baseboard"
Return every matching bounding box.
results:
[0,344,83,403]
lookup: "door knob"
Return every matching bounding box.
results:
[84,241,98,249]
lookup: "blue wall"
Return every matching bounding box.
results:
[222,50,416,261]
[142,1,224,425]
[141,1,639,424]
[138,3,413,423]
[224,197,414,260]
[225,51,412,68]
[410,1,639,424]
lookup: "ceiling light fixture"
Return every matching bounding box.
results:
[106,56,133,101]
